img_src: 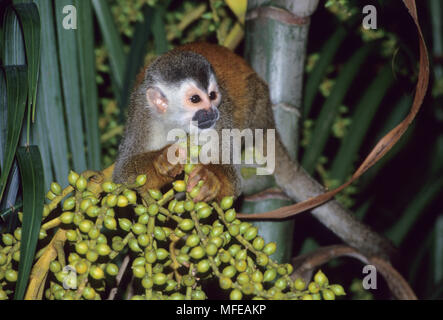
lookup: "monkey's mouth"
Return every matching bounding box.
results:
[192,107,220,129]
[197,119,217,129]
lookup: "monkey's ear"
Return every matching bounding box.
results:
[147,87,168,113]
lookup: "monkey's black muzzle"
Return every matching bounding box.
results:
[192,107,220,129]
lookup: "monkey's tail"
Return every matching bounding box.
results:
[272,139,395,259]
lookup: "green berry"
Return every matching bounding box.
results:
[137,234,150,247]
[117,195,129,207]
[230,289,242,300]
[118,218,132,231]
[256,253,269,267]
[5,269,17,282]
[62,197,75,211]
[135,205,147,216]
[79,219,94,234]
[132,266,146,278]
[106,194,118,207]
[148,204,159,216]
[184,200,194,211]
[222,265,237,278]
[132,223,147,235]
[156,248,169,260]
[76,176,87,191]
[198,207,213,219]
[106,263,119,276]
[83,287,96,300]
[75,241,89,255]
[148,189,162,200]
[322,289,335,300]
[49,261,62,273]
[219,276,232,290]
[308,282,320,294]
[142,276,154,289]
[153,273,167,285]
[224,209,236,222]
[243,226,258,241]
[129,239,142,252]
[314,270,328,287]
[68,171,79,186]
[104,216,117,230]
[294,278,306,291]
[153,226,166,241]
[197,259,210,273]
[123,190,137,204]
[186,234,200,247]
[263,269,277,282]
[330,284,345,296]
[80,199,92,212]
[220,196,234,210]
[173,180,186,192]
[89,265,105,280]
[145,250,157,264]
[184,163,195,174]
[189,246,205,260]
[96,243,111,256]
[50,182,62,195]
[263,242,277,256]
[179,219,194,231]
[86,250,99,263]
[135,175,147,186]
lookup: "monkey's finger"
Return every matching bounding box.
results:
[186,166,207,192]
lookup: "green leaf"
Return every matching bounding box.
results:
[75,0,100,170]
[92,0,125,93]
[0,66,27,203]
[2,5,26,65]
[33,0,69,187]
[54,0,86,173]
[386,173,443,246]
[302,44,372,174]
[152,6,168,55]
[434,216,443,285]
[359,95,413,189]
[330,64,394,182]
[14,145,44,300]
[120,5,153,123]
[13,3,41,138]
[303,26,347,119]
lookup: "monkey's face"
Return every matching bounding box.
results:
[146,76,221,132]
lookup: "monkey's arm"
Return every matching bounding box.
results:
[115,145,183,192]
[187,164,241,202]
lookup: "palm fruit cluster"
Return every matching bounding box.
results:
[0,165,345,300]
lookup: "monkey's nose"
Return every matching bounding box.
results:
[192,107,219,129]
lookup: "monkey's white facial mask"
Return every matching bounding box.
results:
[146,78,221,133]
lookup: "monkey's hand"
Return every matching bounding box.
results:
[187,165,222,202]
[153,146,185,178]
[186,163,241,203]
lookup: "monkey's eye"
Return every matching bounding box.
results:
[190,95,201,104]
[209,91,217,100]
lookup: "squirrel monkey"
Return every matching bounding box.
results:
[113,42,393,259]
[113,42,293,202]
